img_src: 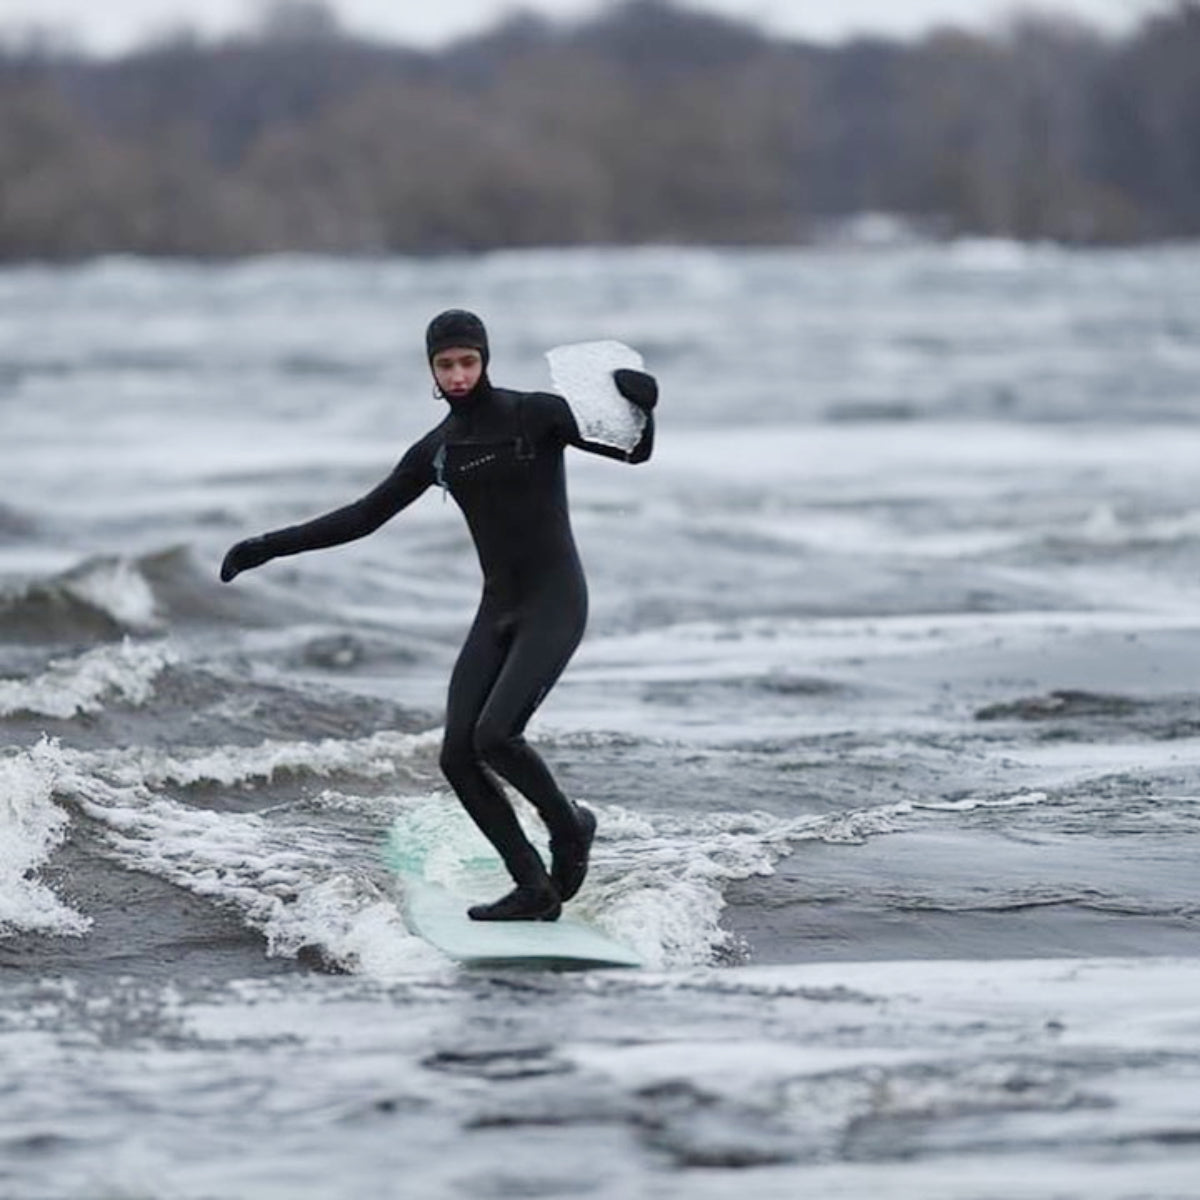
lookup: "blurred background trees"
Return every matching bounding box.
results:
[1,0,1197,258]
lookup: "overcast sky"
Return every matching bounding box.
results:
[0,0,1168,55]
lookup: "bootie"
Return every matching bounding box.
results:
[468,881,562,923]
[551,804,597,902]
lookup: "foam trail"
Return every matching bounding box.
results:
[0,741,90,936]
[0,639,175,719]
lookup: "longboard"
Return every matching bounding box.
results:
[401,875,642,970]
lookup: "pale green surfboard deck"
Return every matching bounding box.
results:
[401,875,642,970]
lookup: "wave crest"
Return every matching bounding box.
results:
[0,555,162,643]
[0,639,175,720]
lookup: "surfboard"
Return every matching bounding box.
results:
[401,874,642,970]
[546,340,648,453]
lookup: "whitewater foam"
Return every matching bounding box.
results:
[61,556,163,632]
[0,741,90,936]
[385,794,770,969]
[61,767,444,977]
[78,728,441,790]
[0,638,174,719]
[387,794,926,971]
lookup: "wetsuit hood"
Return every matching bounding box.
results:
[426,309,493,408]
[426,309,490,369]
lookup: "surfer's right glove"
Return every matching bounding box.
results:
[220,534,274,582]
[613,368,658,412]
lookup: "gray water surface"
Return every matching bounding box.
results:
[3,243,1200,1198]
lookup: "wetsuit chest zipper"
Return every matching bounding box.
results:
[433,443,447,501]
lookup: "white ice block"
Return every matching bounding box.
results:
[546,339,648,453]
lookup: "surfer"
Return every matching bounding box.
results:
[219,310,657,922]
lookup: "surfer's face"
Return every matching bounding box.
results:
[433,348,484,399]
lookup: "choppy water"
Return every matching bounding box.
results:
[3,244,1200,1198]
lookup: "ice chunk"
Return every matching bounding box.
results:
[546,340,648,453]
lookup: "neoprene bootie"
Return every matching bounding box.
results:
[468,882,561,922]
[551,804,597,902]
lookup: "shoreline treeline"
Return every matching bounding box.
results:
[1,0,1198,259]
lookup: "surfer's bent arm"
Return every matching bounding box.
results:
[533,369,658,464]
[220,432,438,581]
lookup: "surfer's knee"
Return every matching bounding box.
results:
[472,718,522,768]
[439,732,475,780]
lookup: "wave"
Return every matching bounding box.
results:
[16,724,919,975]
[80,728,440,790]
[0,742,90,937]
[387,794,924,971]
[385,798,768,970]
[0,729,435,948]
[976,690,1200,741]
[14,727,1131,976]
[582,805,873,970]
[0,639,174,720]
[21,738,441,976]
[0,555,162,643]
[0,545,319,646]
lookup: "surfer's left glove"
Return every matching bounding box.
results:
[220,534,274,582]
[613,368,658,412]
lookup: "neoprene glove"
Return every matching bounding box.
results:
[613,368,658,412]
[220,534,274,582]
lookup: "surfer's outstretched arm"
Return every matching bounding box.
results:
[219,428,440,582]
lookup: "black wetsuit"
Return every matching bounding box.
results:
[231,379,653,890]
